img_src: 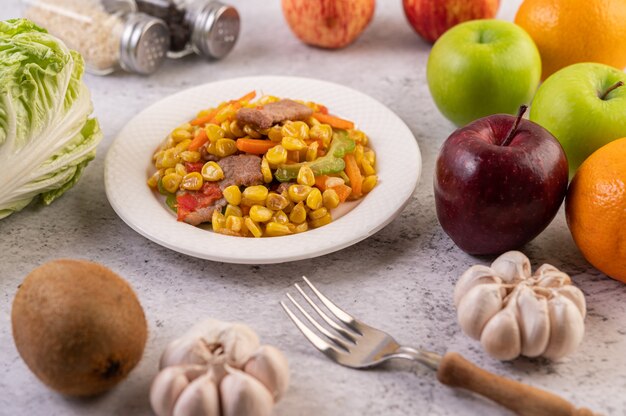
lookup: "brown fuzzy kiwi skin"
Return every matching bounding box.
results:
[11,259,148,397]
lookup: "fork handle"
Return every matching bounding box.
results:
[436,352,597,416]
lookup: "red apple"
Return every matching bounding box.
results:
[434,107,569,255]
[403,0,500,43]
[281,0,375,49]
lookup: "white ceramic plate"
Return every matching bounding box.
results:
[105,76,421,264]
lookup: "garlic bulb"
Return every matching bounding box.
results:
[151,319,289,416]
[455,251,586,361]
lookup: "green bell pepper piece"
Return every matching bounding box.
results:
[274,131,356,182]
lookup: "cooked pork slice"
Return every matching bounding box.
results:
[236,99,313,129]
[218,154,264,189]
[181,198,227,226]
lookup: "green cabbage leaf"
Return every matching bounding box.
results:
[0,19,102,219]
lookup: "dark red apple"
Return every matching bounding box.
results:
[434,106,569,255]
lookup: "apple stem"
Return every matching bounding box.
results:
[600,81,624,100]
[501,105,528,147]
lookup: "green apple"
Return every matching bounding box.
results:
[427,19,541,126]
[530,63,626,175]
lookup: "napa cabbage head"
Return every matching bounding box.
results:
[0,19,102,219]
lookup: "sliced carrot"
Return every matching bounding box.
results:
[344,153,362,197]
[315,175,330,191]
[331,184,352,203]
[236,138,275,155]
[188,128,208,151]
[312,112,354,130]
[191,108,219,126]
[236,90,256,103]
[317,104,329,115]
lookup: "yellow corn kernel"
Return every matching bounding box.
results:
[361,159,376,176]
[182,150,200,163]
[258,95,280,105]
[288,184,312,203]
[196,108,212,119]
[325,177,345,188]
[225,215,243,232]
[178,122,193,132]
[322,189,340,209]
[206,142,219,156]
[162,173,182,193]
[266,192,289,211]
[223,185,242,205]
[282,136,307,151]
[201,161,224,181]
[362,175,378,194]
[295,222,308,233]
[211,210,226,232]
[220,120,234,139]
[289,202,307,224]
[181,172,203,191]
[214,104,236,123]
[286,223,296,233]
[175,139,192,153]
[244,217,263,238]
[349,129,368,145]
[225,204,243,218]
[354,144,364,167]
[164,135,176,149]
[281,191,294,213]
[309,213,332,228]
[309,207,328,220]
[265,222,292,237]
[306,188,323,210]
[205,124,225,143]
[309,124,333,147]
[161,148,180,168]
[364,149,376,166]
[281,121,309,140]
[172,128,192,142]
[297,165,315,186]
[164,167,176,175]
[306,141,319,162]
[267,125,283,142]
[230,120,245,138]
[243,124,262,139]
[250,205,273,222]
[215,139,238,157]
[153,149,164,161]
[175,163,187,177]
[147,170,162,188]
[261,157,273,183]
[242,185,269,204]
[305,116,320,127]
[273,210,289,224]
[266,145,287,166]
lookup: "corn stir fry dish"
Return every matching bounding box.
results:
[147,91,378,237]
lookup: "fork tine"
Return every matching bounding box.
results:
[294,283,359,343]
[302,276,362,334]
[280,300,343,361]
[285,293,351,352]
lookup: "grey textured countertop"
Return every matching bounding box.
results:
[1,1,625,415]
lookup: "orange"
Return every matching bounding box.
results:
[566,138,626,283]
[515,0,626,79]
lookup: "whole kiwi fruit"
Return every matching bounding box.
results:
[11,259,148,397]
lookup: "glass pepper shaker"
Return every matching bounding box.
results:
[135,0,240,60]
[22,0,170,75]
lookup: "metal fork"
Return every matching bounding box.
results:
[281,277,596,416]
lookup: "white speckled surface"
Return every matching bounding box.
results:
[1,1,625,415]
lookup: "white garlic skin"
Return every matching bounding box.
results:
[454,251,586,361]
[244,345,290,401]
[150,365,207,416]
[160,319,260,369]
[220,370,274,416]
[172,374,220,416]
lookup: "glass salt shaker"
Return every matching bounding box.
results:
[22,0,170,75]
[135,0,240,60]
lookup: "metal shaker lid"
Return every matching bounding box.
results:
[120,12,170,75]
[190,1,240,60]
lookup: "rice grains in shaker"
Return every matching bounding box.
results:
[23,0,170,75]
